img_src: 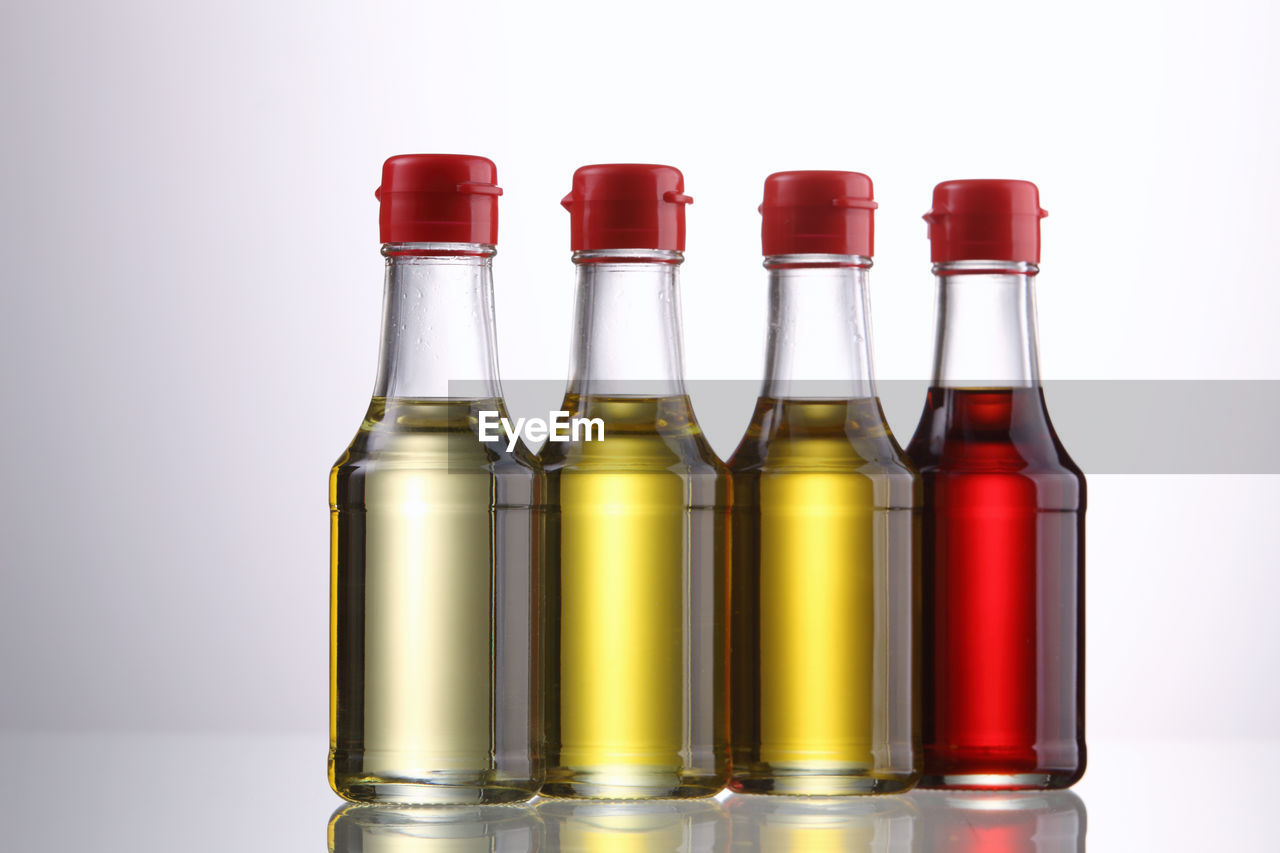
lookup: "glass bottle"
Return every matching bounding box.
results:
[906,180,1085,789]
[539,164,728,799]
[329,154,541,804]
[728,171,918,795]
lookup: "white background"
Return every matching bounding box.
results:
[1,0,1277,840]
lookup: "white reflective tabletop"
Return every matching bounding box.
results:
[1,734,1272,851]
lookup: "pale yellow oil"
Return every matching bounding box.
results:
[539,395,728,798]
[329,398,540,804]
[729,397,919,795]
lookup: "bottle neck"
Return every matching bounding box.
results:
[930,260,1042,388]
[372,243,503,400]
[566,249,688,398]
[761,255,877,399]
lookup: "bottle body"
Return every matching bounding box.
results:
[729,398,918,794]
[329,247,541,804]
[539,252,728,799]
[728,257,919,795]
[908,387,1084,788]
[907,261,1085,789]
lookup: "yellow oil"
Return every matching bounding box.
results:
[729,397,919,795]
[539,395,728,798]
[329,398,540,804]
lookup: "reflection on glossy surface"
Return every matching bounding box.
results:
[726,794,917,851]
[0,733,1243,852]
[912,790,1086,851]
[328,803,541,852]
[538,798,728,852]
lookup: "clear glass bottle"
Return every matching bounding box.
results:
[906,180,1085,790]
[728,171,919,795]
[539,164,728,799]
[329,155,541,804]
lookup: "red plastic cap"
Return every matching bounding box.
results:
[376,154,502,244]
[760,171,877,257]
[924,179,1047,263]
[561,164,692,251]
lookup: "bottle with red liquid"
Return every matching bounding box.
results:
[906,180,1085,789]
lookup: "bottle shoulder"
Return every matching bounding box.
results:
[905,386,1084,480]
[539,434,725,479]
[331,397,541,476]
[728,396,915,479]
[730,445,917,482]
[537,393,726,477]
[906,443,1083,478]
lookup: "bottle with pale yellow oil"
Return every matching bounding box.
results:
[329,155,541,804]
[539,164,728,799]
[728,171,919,795]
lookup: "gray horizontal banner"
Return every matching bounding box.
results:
[449,380,1280,475]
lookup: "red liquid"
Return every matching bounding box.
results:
[906,387,1085,789]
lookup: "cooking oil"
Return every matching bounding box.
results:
[330,397,540,804]
[539,394,728,799]
[729,396,918,795]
